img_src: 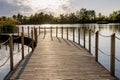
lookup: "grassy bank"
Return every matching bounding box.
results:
[0,22,17,33]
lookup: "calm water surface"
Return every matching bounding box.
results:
[19,23,120,78]
[0,24,120,79]
[18,24,120,78]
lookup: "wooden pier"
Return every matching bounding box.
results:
[7,35,115,80]
[0,27,118,80]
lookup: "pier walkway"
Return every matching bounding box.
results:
[8,35,115,80]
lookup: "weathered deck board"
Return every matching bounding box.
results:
[9,35,115,80]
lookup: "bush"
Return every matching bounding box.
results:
[97,21,108,24]
[0,23,17,33]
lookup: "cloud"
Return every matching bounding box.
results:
[0,0,72,16]
[0,0,120,16]
[0,0,32,16]
[26,0,72,16]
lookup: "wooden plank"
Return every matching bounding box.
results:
[9,36,115,80]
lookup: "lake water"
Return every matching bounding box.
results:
[0,23,120,79]
[0,43,32,80]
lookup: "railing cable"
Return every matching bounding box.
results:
[0,37,10,46]
[115,36,120,40]
[115,57,120,63]
[13,36,21,39]
[85,39,110,56]
[0,56,10,68]
[99,33,111,37]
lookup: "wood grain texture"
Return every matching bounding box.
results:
[9,35,115,80]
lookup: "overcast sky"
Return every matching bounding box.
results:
[0,0,120,17]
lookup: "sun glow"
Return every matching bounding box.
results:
[6,0,71,16]
[28,0,62,12]
[20,0,71,16]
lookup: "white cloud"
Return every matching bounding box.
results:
[1,0,120,16]
[26,0,72,16]
[1,0,72,16]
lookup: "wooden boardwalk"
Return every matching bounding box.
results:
[8,35,115,80]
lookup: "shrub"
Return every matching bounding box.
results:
[0,22,17,33]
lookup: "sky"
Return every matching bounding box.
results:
[0,0,120,17]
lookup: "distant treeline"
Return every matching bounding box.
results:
[0,8,120,24]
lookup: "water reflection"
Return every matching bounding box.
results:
[109,25,120,34]
[1,23,120,79]
[0,43,32,80]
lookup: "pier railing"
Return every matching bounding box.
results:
[0,26,120,79]
[35,26,119,78]
[0,27,38,79]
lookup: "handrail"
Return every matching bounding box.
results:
[115,57,120,63]
[13,36,21,39]
[0,37,10,46]
[28,40,33,46]
[51,26,119,78]
[91,30,96,34]
[0,56,10,68]
[115,36,120,40]
[99,33,111,37]
[0,27,37,79]
[0,26,120,79]
[84,38,110,57]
